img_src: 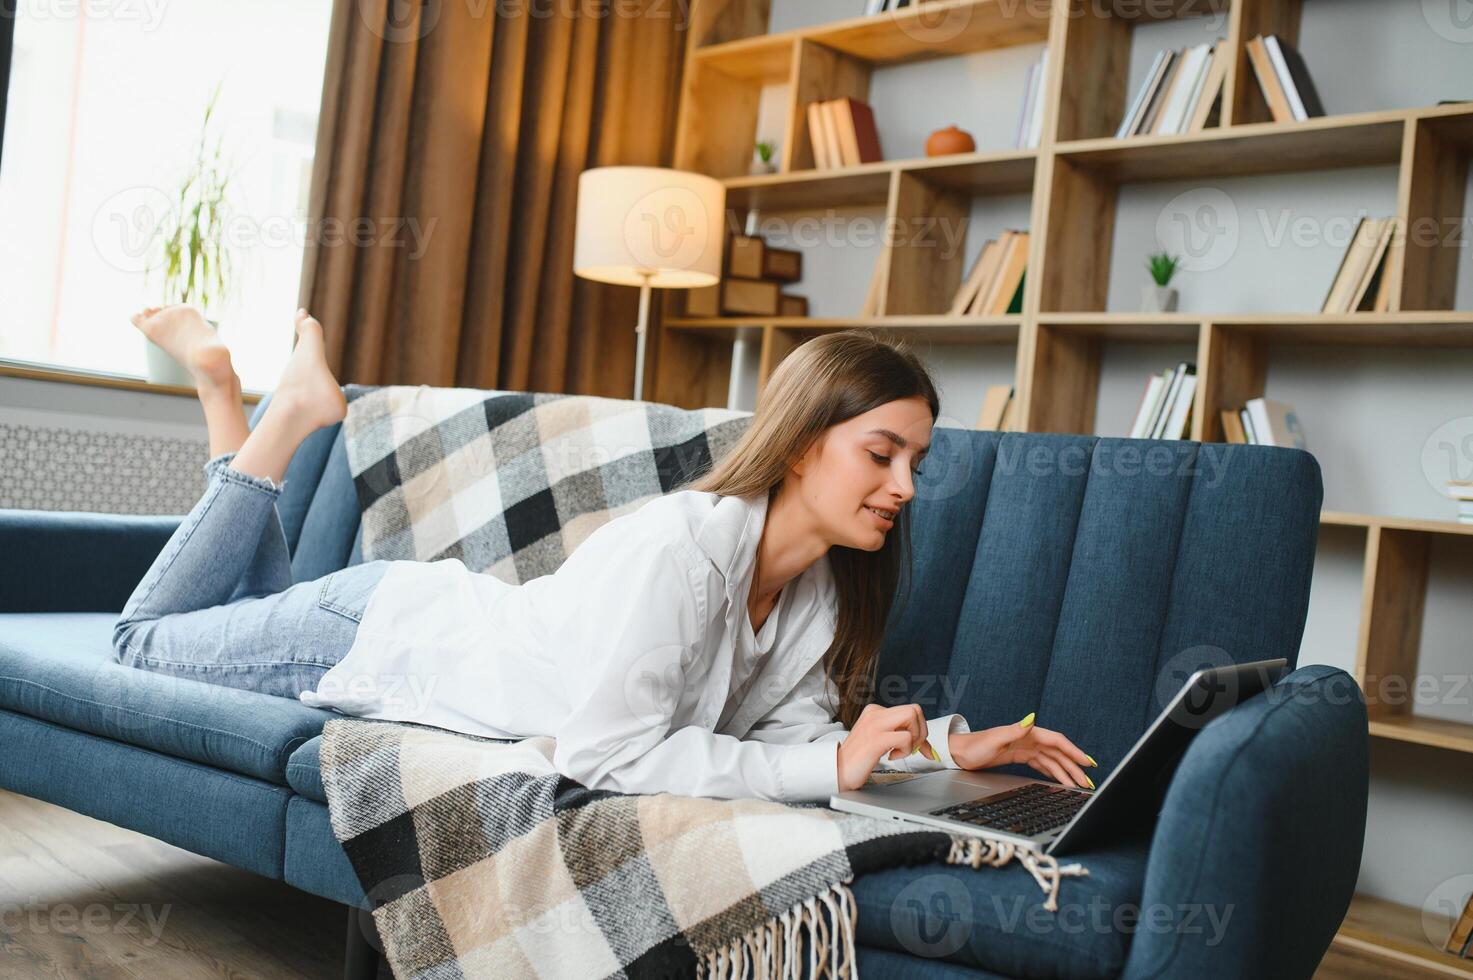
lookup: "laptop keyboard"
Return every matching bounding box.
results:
[930,783,1089,837]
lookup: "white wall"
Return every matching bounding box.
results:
[753,0,1473,914]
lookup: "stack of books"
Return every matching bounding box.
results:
[1447,481,1473,526]
[807,98,883,170]
[684,234,807,317]
[949,230,1029,316]
[1116,39,1228,138]
[863,0,914,13]
[977,385,1014,431]
[1321,216,1397,313]
[1128,362,1197,439]
[1246,34,1325,123]
[1219,397,1307,448]
[1014,51,1050,149]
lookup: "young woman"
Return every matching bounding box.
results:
[114,307,1097,803]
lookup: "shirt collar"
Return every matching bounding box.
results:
[693,489,835,626]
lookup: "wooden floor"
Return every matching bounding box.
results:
[0,788,1451,979]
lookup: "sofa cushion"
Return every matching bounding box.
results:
[0,612,334,784]
[286,734,327,802]
[851,829,1153,979]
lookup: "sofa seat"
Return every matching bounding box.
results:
[0,612,334,784]
[850,831,1149,980]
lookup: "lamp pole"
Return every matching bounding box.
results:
[633,270,653,401]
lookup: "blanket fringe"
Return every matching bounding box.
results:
[696,880,858,980]
[694,839,1090,979]
[945,835,1091,912]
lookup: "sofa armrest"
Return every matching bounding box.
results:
[1119,665,1368,980]
[0,510,181,613]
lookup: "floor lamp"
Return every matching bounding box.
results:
[573,167,726,401]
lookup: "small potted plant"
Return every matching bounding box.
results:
[1143,251,1180,313]
[142,82,236,386]
[750,139,777,175]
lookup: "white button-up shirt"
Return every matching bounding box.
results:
[301,488,971,803]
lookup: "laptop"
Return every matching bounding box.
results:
[829,658,1287,856]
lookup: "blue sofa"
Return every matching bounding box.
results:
[0,390,1368,979]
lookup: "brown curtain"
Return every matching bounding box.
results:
[299,0,688,395]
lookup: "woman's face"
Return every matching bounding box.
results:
[790,396,934,552]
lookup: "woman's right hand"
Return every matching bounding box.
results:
[835,702,937,792]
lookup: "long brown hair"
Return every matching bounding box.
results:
[687,330,940,728]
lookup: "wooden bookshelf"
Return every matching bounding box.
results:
[655,1,1473,971]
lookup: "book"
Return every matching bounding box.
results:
[1138,49,1184,135]
[1025,49,1049,149]
[1016,61,1040,149]
[807,102,832,169]
[831,98,883,166]
[820,100,845,169]
[860,250,888,317]
[977,385,1013,431]
[951,239,1002,315]
[1264,34,1325,120]
[1159,369,1197,439]
[1153,43,1211,136]
[1346,218,1395,312]
[1150,362,1195,439]
[1129,372,1169,438]
[976,231,1029,316]
[1244,397,1306,449]
[1169,43,1214,135]
[1247,35,1295,123]
[1187,40,1230,132]
[1117,49,1170,139]
[1323,217,1391,313]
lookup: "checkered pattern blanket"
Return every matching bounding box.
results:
[319,718,1090,980]
[340,384,752,585]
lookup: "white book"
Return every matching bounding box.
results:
[1156,44,1210,136]
[1026,50,1049,149]
[1129,374,1168,438]
[1015,62,1038,149]
[1240,408,1257,444]
[1160,373,1198,439]
[1147,365,1184,438]
[1264,35,1307,121]
[1150,363,1190,438]
[865,0,888,15]
[1117,50,1168,139]
[1177,42,1219,134]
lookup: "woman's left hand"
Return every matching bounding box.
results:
[948,714,1098,790]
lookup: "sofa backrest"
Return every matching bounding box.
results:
[251,394,1323,780]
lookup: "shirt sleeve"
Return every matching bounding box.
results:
[548,539,848,804]
[741,654,972,780]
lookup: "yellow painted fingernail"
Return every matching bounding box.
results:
[1084,775,1096,790]
[1085,754,1098,767]
[1017,712,1035,728]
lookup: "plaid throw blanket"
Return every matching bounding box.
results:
[320,718,1090,980]
[340,385,751,585]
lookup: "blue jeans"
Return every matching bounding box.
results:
[112,451,391,700]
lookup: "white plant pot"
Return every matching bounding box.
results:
[142,317,220,387]
[749,155,777,176]
[1141,284,1179,313]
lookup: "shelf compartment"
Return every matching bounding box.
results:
[1032,316,1200,343]
[728,149,1037,212]
[1333,892,1473,977]
[1054,109,1410,182]
[1322,511,1473,537]
[1032,313,1473,348]
[1367,714,1473,754]
[694,0,1050,72]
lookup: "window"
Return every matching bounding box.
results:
[0,0,334,391]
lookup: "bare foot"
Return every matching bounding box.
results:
[130,304,237,391]
[273,309,346,431]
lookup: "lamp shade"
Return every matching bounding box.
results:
[573,166,725,289]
